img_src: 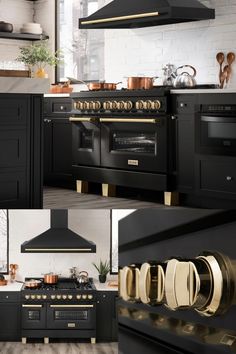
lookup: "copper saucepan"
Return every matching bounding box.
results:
[42,273,60,284]
[126,77,158,90]
[73,79,121,91]
[24,279,42,289]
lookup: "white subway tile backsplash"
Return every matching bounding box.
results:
[104,0,236,87]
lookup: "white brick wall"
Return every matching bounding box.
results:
[104,0,236,88]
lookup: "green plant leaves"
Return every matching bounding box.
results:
[92,259,110,276]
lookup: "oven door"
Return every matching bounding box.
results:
[22,304,46,329]
[100,117,168,173]
[47,303,96,330]
[197,115,236,156]
[70,117,101,166]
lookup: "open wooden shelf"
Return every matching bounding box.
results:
[0,32,49,41]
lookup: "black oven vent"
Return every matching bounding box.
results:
[21,210,96,253]
[79,0,215,29]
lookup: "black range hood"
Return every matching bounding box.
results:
[79,0,215,29]
[21,210,96,253]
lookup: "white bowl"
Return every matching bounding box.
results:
[23,22,41,28]
[20,28,43,35]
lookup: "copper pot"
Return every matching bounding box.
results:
[43,273,60,284]
[126,77,158,90]
[24,279,42,289]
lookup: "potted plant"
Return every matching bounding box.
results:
[16,40,62,78]
[92,259,110,283]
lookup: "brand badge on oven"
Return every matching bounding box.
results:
[128,160,139,166]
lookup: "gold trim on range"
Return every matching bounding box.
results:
[22,304,43,308]
[50,305,94,308]
[81,12,159,25]
[99,118,159,124]
[24,248,92,251]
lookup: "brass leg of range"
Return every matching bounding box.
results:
[21,337,27,344]
[164,192,180,206]
[76,180,89,194]
[91,337,96,344]
[44,337,49,344]
[102,184,116,197]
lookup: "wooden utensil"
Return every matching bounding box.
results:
[220,66,228,89]
[226,52,235,84]
[216,52,225,84]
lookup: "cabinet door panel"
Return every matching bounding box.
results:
[0,97,28,125]
[0,303,20,340]
[0,129,27,167]
[0,170,28,208]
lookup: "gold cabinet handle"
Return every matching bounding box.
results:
[22,304,43,308]
[99,118,159,124]
[69,117,96,123]
[50,304,94,308]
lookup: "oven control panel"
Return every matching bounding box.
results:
[119,251,236,317]
[72,97,167,114]
[22,292,95,302]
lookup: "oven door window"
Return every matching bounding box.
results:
[55,310,88,321]
[112,132,156,154]
[80,129,94,150]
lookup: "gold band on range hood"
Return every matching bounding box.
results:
[24,248,92,252]
[80,11,159,25]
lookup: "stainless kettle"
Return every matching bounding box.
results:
[173,65,197,88]
[77,271,89,284]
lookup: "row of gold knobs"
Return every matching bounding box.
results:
[74,100,161,111]
[24,294,93,300]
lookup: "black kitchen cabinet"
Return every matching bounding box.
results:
[0,292,21,341]
[96,291,118,342]
[43,97,73,188]
[0,94,43,208]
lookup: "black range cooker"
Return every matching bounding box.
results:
[21,277,96,344]
[70,88,176,198]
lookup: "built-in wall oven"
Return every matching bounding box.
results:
[196,104,236,156]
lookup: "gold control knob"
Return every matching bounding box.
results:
[153,100,161,110]
[103,101,112,110]
[88,295,93,300]
[82,101,89,110]
[124,100,133,111]
[117,101,125,110]
[36,295,42,300]
[62,295,67,300]
[25,295,30,300]
[76,295,82,300]
[111,101,118,110]
[82,294,87,300]
[88,101,94,110]
[51,295,56,300]
[42,295,47,300]
[76,101,83,110]
[31,295,36,299]
[94,101,101,110]
[56,295,62,300]
[135,100,145,110]
[68,295,73,300]
[145,100,153,110]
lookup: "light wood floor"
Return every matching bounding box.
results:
[0,342,118,354]
[43,186,168,209]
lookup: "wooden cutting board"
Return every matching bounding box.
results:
[0,70,30,78]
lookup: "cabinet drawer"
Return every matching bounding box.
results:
[0,129,27,167]
[0,97,28,125]
[200,160,236,194]
[52,101,72,113]
[0,292,20,302]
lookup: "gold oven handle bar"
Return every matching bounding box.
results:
[24,248,92,252]
[69,117,96,123]
[99,118,159,124]
[22,304,43,308]
[81,12,159,25]
[50,305,94,308]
